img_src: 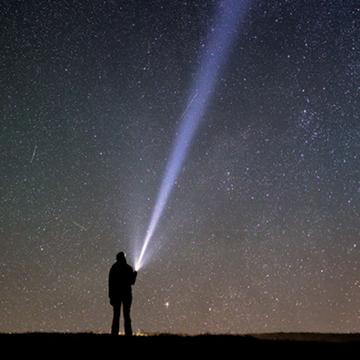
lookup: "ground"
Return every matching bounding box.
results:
[1,332,359,357]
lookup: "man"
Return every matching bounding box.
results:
[108,251,137,336]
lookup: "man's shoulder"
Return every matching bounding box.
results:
[109,262,118,272]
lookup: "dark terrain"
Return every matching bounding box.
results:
[1,332,360,357]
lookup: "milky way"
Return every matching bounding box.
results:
[0,0,359,334]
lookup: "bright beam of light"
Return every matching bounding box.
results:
[135,0,250,271]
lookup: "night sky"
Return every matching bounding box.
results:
[1,0,360,334]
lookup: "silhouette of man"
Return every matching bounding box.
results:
[109,251,137,336]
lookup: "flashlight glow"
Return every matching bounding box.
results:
[135,0,249,271]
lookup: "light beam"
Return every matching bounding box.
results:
[135,0,250,271]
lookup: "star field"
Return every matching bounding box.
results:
[0,0,359,334]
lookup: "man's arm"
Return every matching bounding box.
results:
[108,267,114,299]
[131,270,137,285]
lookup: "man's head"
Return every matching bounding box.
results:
[116,251,126,263]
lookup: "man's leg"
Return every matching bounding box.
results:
[123,296,133,336]
[111,303,121,335]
